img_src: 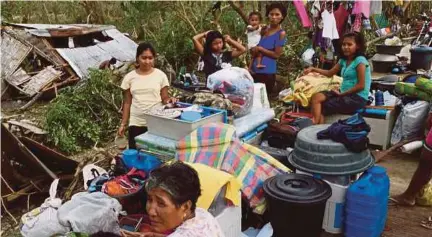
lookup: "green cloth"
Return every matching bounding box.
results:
[395,82,432,101]
[415,77,432,94]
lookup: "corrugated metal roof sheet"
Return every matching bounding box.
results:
[56,29,137,79]
[7,23,116,37]
[7,23,107,30]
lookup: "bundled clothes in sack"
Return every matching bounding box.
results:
[207,67,254,117]
[317,113,370,152]
[57,192,123,235]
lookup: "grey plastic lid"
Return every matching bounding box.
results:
[264,173,332,204]
[289,125,375,175]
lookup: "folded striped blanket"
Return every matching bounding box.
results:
[176,123,290,214]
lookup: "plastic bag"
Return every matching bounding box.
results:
[207,67,254,118]
[252,83,270,111]
[57,192,123,235]
[416,183,432,206]
[391,101,430,145]
[20,179,70,237]
[301,48,315,67]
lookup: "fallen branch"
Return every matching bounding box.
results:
[228,1,248,24]
[373,136,423,163]
[366,25,407,46]
[1,197,18,225]
[19,92,43,111]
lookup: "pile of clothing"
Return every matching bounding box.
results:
[396,77,432,101]
[281,72,342,107]
[317,113,371,152]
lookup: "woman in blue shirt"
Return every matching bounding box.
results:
[304,32,372,124]
[250,2,287,95]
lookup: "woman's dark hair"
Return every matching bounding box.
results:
[146,161,201,212]
[90,232,121,237]
[266,2,288,22]
[340,32,367,59]
[249,11,262,21]
[204,30,225,55]
[136,42,156,60]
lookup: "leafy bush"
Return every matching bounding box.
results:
[44,69,122,154]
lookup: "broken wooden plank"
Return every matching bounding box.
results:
[8,68,31,86]
[1,124,57,179]
[21,66,63,96]
[7,120,47,135]
[0,32,32,78]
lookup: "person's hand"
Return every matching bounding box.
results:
[163,97,178,105]
[303,67,314,75]
[117,124,126,137]
[331,89,341,96]
[250,46,261,56]
[120,229,145,237]
[223,34,231,42]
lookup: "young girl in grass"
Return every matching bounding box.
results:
[304,32,372,124]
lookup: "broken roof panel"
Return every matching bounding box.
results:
[56,29,137,79]
[8,23,116,37]
[13,29,67,67]
[1,32,32,78]
[8,68,31,86]
[22,66,62,96]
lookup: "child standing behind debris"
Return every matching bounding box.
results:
[247,11,266,71]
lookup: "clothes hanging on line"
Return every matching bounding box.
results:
[333,4,349,37]
[293,0,312,28]
[322,9,340,40]
[370,0,383,16]
[352,0,371,18]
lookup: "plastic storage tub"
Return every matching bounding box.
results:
[144,103,228,140]
[410,46,432,70]
[375,44,403,55]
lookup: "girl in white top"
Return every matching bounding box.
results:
[118,43,176,149]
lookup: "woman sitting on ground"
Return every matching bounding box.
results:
[193,30,246,78]
[121,161,225,237]
[118,43,177,149]
[304,32,372,124]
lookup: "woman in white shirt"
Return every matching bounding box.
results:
[118,43,176,149]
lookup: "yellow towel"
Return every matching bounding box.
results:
[282,73,342,107]
[186,162,241,210]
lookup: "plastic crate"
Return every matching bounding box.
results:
[144,103,228,140]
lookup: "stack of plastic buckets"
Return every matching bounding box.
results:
[288,125,375,234]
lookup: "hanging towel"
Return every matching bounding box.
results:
[370,0,383,15]
[322,10,339,40]
[187,162,241,210]
[293,0,312,28]
[352,0,371,18]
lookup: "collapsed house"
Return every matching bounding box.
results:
[1,23,139,100]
